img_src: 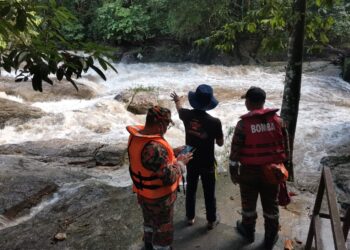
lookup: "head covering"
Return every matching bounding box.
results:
[241,86,266,103]
[188,84,218,111]
[147,106,174,125]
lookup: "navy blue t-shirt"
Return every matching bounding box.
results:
[179,108,223,172]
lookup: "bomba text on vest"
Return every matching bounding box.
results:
[251,122,276,133]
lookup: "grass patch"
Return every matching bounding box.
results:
[129,85,158,93]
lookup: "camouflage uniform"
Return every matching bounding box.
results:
[138,141,182,250]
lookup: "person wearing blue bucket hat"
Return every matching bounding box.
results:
[171,84,223,230]
[188,84,219,111]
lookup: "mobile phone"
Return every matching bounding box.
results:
[179,145,194,155]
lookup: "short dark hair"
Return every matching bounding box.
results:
[145,106,173,126]
[241,86,266,104]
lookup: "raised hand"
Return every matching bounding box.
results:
[170,91,180,103]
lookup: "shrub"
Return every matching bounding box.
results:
[91,1,151,44]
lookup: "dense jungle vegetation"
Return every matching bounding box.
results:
[56,0,350,53]
[1,1,350,53]
[0,0,350,90]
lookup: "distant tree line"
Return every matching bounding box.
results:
[0,0,349,92]
[58,0,350,54]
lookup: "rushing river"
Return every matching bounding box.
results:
[1,62,350,187]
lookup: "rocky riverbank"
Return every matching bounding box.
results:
[0,61,349,249]
[0,138,348,249]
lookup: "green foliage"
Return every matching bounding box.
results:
[204,0,292,53]
[167,0,232,41]
[327,1,350,44]
[137,0,170,35]
[91,1,151,44]
[55,0,349,57]
[0,0,116,92]
[130,85,157,93]
[60,0,103,41]
[203,0,344,55]
[59,20,85,42]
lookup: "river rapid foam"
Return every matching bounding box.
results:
[1,62,349,187]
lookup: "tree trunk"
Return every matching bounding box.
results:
[281,0,307,181]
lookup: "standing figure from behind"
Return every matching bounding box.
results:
[229,87,290,250]
[171,84,224,230]
[127,106,192,250]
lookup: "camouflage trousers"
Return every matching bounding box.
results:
[239,165,280,236]
[137,192,177,250]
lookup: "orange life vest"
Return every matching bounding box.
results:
[239,108,286,165]
[126,125,181,199]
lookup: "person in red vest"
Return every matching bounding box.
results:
[229,86,290,250]
[127,106,193,250]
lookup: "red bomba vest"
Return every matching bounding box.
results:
[239,108,287,165]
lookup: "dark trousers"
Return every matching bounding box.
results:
[239,165,279,235]
[186,168,216,222]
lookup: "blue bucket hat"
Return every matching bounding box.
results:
[188,84,218,111]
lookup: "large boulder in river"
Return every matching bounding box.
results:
[0,98,45,128]
[127,91,158,114]
[114,89,134,103]
[114,89,174,115]
[0,77,96,102]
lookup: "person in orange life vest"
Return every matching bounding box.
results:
[171,84,224,230]
[127,106,193,250]
[229,87,290,250]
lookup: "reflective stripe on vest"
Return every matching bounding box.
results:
[239,109,286,165]
[126,125,181,199]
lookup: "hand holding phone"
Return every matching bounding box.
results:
[178,145,194,155]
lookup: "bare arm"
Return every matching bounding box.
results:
[170,91,183,111]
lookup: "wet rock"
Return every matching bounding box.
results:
[116,89,173,113]
[127,91,158,114]
[114,90,134,103]
[54,232,67,241]
[2,184,58,220]
[0,77,96,102]
[0,98,45,129]
[320,154,350,209]
[0,139,97,157]
[0,158,314,250]
[0,182,142,250]
[120,52,139,64]
[0,138,140,249]
[0,139,127,168]
[95,144,127,166]
[0,155,89,213]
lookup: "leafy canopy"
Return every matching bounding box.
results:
[197,0,342,55]
[91,1,151,44]
[0,0,117,92]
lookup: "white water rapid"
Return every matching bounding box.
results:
[1,62,349,187]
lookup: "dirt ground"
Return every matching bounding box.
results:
[170,173,313,249]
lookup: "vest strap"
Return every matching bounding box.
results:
[241,150,285,158]
[244,141,284,148]
[129,167,162,190]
